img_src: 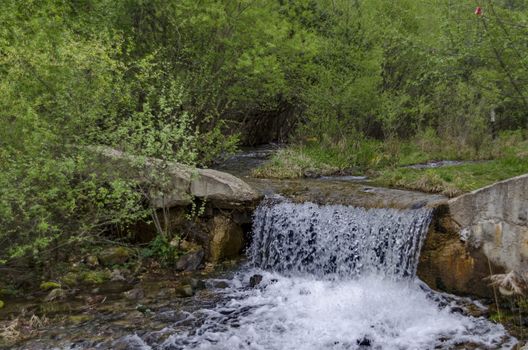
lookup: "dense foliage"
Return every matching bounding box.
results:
[1,0,528,262]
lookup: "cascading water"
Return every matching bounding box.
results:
[151,197,515,350]
[250,199,432,279]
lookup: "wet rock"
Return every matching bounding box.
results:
[86,255,99,268]
[156,288,172,298]
[174,284,194,297]
[357,337,371,347]
[112,334,149,350]
[85,294,106,306]
[110,269,127,282]
[155,310,188,323]
[124,288,144,300]
[209,215,244,263]
[465,304,489,318]
[249,274,263,287]
[181,278,206,291]
[175,249,205,272]
[45,288,67,302]
[98,247,132,266]
[213,281,230,289]
[411,200,427,209]
[450,307,464,314]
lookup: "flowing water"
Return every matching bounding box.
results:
[154,197,515,350]
[25,196,512,349]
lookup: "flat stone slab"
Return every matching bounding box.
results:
[245,177,448,210]
[96,147,262,209]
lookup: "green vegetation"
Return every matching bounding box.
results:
[80,270,109,285]
[39,282,61,291]
[256,131,528,196]
[376,157,528,197]
[252,0,528,195]
[140,235,182,267]
[1,0,528,272]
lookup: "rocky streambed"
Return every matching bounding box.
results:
[1,262,243,349]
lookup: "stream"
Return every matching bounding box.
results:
[8,148,518,349]
[158,197,514,350]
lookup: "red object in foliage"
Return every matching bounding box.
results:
[475,6,483,16]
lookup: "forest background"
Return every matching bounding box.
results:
[2,0,528,265]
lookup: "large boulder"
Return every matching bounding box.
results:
[96,147,261,209]
[208,214,244,263]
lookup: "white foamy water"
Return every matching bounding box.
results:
[125,198,515,349]
[161,270,513,350]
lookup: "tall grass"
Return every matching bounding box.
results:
[253,130,528,196]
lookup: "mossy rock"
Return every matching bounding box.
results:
[45,288,67,302]
[61,272,79,287]
[86,255,100,268]
[0,300,4,309]
[174,284,194,298]
[98,247,133,266]
[81,270,109,284]
[40,281,61,290]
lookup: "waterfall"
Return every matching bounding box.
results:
[249,197,432,279]
[156,196,513,350]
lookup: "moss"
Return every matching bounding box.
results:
[0,300,4,309]
[98,246,133,266]
[61,272,79,287]
[68,315,92,324]
[40,281,61,290]
[0,286,19,297]
[81,270,109,284]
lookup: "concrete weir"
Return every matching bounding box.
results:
[418,174,528,297]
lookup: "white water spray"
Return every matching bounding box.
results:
[158,198,515,349]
